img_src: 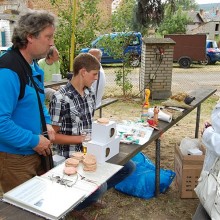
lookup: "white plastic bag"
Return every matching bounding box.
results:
[194,158,220,220]
[179,137,201,155]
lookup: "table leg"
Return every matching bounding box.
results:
[155,138,160,197]
[195,104,201,138]
[99,108,102,118]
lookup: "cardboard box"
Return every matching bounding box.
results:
[91,120,117,144]
[174,145,205,198]
[85,136,120,163]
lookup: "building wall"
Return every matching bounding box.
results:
[0,20,11,46]
[0,0,27,13]
[186,22,220,40]
[0,0,113,46]
[186,10,220,41]
[0,0,113,22]
[29,0,113,23]
[140,38,175,100]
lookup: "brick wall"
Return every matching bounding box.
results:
[1,0,113,23]
[140,38,175,100]
[29,0,113,22]
[0,0,26,13]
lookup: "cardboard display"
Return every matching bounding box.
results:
[91,120,117,144]
[85,136,120,163]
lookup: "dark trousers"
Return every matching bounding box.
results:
[75,160,136,210]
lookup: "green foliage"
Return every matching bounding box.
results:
[115,67,133,97]
[175,0,198,11]
[135,0,165,28]
[50,0,102,76]
[111,0,137,32]
[75,0,102,50]
[98,33,137,97]
[158,5,191,35]
[102,1,141,97]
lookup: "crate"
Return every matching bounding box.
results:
[174,144,205,198]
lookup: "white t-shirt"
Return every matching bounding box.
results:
[92,66,106,108]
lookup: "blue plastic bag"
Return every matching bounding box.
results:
[115,152,176,199]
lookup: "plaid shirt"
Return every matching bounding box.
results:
[49,82,96,158]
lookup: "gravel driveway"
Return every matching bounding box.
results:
[103,62,220,96]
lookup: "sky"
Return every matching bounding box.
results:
[195,0,220,4]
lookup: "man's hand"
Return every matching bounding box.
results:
[33,135,51,156]
[201,121,211,136]
[46,124,55,141]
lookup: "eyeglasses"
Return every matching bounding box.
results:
[47,172,98,187]
[48,174,78,187]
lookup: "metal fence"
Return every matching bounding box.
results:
[103,62,220,98]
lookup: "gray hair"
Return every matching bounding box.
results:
[46,46,57,59]
[12,10,56,49]
[88,48,103,60]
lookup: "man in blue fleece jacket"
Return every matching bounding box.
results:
[0,10,56,193]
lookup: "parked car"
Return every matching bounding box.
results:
[80,32,142,67]
[206,40,220,64]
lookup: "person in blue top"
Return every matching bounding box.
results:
[0,9,56,193]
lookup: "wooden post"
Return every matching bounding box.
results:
[69,0,77,72]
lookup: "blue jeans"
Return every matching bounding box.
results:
[75,160,136,210]
[107,160,136,190]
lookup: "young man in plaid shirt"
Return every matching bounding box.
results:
[49,53,135,218]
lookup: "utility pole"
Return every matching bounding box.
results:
[69,0,77,72]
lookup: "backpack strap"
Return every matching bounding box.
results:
[0,48,29,100]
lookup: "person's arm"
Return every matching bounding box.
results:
[43,103,52,124]
[52,125,84,144]
[202,126,220,156]
[0,70,39,149]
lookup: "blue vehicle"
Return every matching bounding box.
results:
[206,40,220,64]
[80,32,142,67]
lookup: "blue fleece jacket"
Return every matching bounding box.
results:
[0,61,51,155]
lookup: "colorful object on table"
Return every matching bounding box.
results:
[153,106,159,126]
[143,89,150,108]
[140,112,150,123]
[147,119,159,130]
[147,119,156,126]
[117,121,154,145]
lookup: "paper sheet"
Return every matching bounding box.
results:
[117,121,154,145]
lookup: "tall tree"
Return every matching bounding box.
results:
[50,0,103,75]
[135,0,165,28]
[111,0,137,32]
[158,4,190,35]
[176,0,197,11]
